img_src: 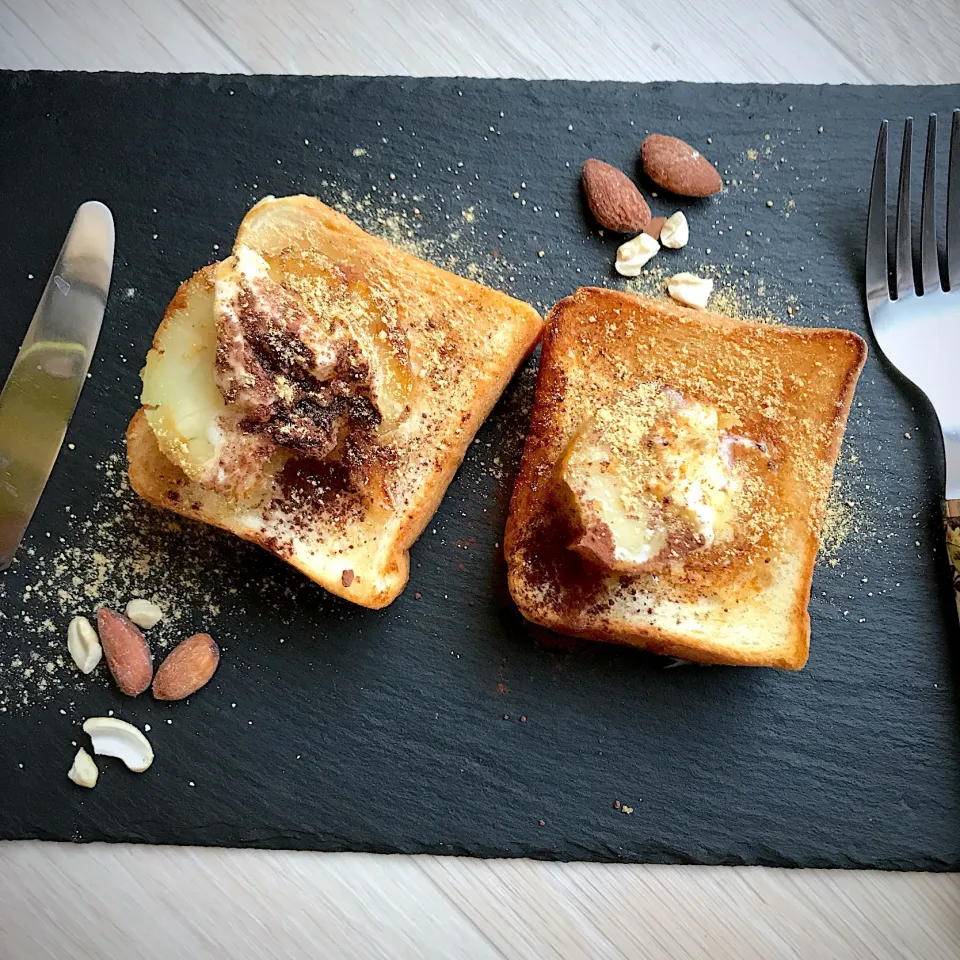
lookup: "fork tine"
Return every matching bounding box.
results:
[895,118,914,297]
[948,109,960,289]
[921,114,941,293]
[865,120,889,309]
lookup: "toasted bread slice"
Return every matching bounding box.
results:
[128,196,543,609]
[504,287,866,669]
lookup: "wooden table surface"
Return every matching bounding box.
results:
[2,2,960,957]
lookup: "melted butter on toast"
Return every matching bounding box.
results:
[558,384,755,573]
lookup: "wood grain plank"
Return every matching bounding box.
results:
[150,0,869,82]
[789,0,960,84]
[3,840,959,959]
[0,843,505,960]
[419,858,960,960]
[0,0,247,72]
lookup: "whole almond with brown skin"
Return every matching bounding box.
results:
[581,159,651,232]
[97,608,153,696]
[640,134,722,197]
[152,633,220,701]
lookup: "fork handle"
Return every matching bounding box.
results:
[944,500,960,616]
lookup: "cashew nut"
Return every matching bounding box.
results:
[83,717,154,772]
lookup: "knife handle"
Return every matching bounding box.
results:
[943,500,960,617]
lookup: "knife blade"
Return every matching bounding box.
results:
[0,201,115,570]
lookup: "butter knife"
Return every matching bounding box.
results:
[0,201,115,569]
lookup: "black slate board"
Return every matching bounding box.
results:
[2,72,960,869]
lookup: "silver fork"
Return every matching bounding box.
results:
[866,110,960,610]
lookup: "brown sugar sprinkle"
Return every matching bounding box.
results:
[329,189,514,291]
[624,263,787,325]
[820,487,854,558]
[818,448,874,561]
[0,453,234,714]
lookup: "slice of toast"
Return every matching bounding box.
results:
[504,287,866,668]
[128,196,543,609]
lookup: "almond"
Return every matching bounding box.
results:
[581,159,651,233]
[643,216,667,240]
[641,135,722,197]
[96,608,153,696]
[152,633,220,701]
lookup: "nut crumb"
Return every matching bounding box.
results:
[125,598,163,629]
[67,747,98,788]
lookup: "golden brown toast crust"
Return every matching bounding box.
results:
[505,287,866,668]
[128,197,543,609]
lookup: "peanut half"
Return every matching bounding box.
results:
[67,616,103,675]
[615,233,660,277]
